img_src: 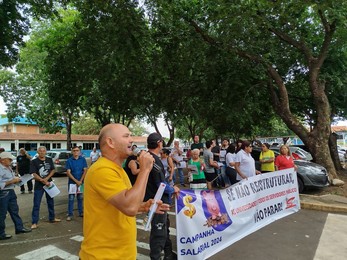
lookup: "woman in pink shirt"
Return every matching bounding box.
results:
[275,145,298,171]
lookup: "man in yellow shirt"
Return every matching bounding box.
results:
[79,123,170,260]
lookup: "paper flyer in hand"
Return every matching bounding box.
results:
[188,164,199,174]
[144,182,166,231]
[17,174,34,186]
[69,184,84,194]
[43,182,60,198]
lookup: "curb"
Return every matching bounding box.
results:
[300,201,347,213]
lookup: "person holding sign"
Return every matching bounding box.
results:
[65,146,88,221]
[235,141,261,181]
[79,124,170,260]
[30,146,61,229]
[259,143,275,173]
[0,152,31,240]
[275,144,298,171]
[187,148,206,189]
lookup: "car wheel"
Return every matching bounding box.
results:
[297,177,304,193]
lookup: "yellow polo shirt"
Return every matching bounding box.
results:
[80,157,136,260]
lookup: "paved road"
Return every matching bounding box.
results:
[1,176,346,260]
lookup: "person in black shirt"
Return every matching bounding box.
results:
[145,133,180,260]
[30,146,61,229]
[124,145,140,185]
[16,148,32,194]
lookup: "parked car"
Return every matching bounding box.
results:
[271,146,313,161]
[252,147,329,193]
[10,151,17,171]
[46,151,72,174]
[338,150,346,164]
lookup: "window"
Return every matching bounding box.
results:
[40,143,50,150]
[52,143,61,149]
[83,143,96,150]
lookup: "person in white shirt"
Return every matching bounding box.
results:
[171,141,185,186]
[225,143,238,185]
[235,141,261,181]
[90,147,100,164]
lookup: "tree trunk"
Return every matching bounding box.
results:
[267,70,338,181]
[303,132,337,181]
[329,133,343,172]
[64,115,72,150]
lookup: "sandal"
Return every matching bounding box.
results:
[31,224,38,229]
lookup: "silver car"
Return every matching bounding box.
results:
[252,147,329,193]
[32,151,72,174]
[271,146,313,161]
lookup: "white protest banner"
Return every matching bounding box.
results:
[175,168,300,260]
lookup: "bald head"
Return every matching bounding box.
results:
[99,123,127,149]
[98,124,133,164]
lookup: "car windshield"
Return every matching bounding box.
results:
[58,153,71,159]
[46,152,56,158]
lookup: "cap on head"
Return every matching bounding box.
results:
[147,132,163,144]
[0,151,15,160]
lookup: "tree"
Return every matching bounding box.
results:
[0,0,70,66]
[147,0,347,182]
[1,7,83,148]
[70,0,152,126]
[69,115,101,135]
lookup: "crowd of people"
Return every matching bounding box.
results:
[0,127,299,259]
[170,138,295,190]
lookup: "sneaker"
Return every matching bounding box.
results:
[31,224,38,229]
[66,216,72,221]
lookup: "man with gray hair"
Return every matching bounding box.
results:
[30,146,61,229]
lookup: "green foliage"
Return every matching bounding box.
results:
[71,116,101,135]
[128,120,149,136]
[1,0,346,163]
[0,0,70,67]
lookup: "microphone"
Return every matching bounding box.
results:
[133,148,162,173]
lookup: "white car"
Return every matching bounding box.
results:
[338,150,346,163]
[10,151,17,170]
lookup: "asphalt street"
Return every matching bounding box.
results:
[1,175,346,260]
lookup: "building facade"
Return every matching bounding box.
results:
[0,117,147,152]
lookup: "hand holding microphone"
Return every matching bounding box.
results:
[133,148,162,173]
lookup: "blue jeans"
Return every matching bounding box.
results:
[68,193,83,216]
[220,164,231,186]
[175,168,184,185]
[32,187,55,224]
[0,190,24,236]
